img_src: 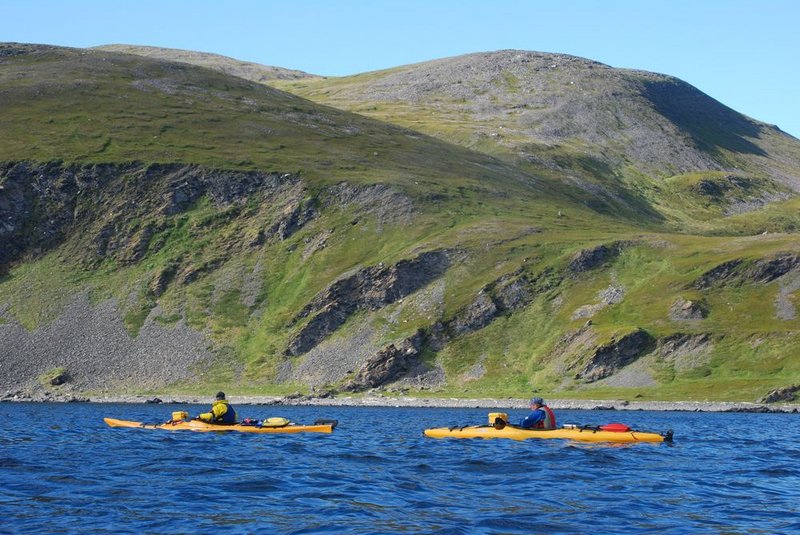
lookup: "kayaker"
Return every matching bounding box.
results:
[197,392,238,424]
[519,397,556,429]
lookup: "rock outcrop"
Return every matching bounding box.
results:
[268,198,318,240]
[0,161,304,272]
[692,253,800,290]
[692,259,744,289]
[46,369,70,386]
[759,385,799,403]
[448,268,556,338]
[655,333,713,373]
[669,297,707,320]
[744,253,800,284]
[306,265,558,389]
[343,330,425,391]
[776,269,800,320]
[572,283,626,320]
[149,264,178,297]
[324,182,415,227]
[568,241,631,274]
[286,250,451,355]
[449,292,498,336]
[575,328,656,382]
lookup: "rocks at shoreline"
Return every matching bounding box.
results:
[1,389,89,403]
[759,385,799,404]
[2,390,799,413]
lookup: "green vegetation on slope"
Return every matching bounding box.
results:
[1,44,800,402]
[0,44,547,197]
[270,51,800,236]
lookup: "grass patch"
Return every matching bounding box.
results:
[124,300,155,337]
[153,313,182,327]
[39,367,67,387]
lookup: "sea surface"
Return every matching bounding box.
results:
[1,403,798,534]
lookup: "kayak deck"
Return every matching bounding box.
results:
[424,424,671,443]
[104,417,336,434]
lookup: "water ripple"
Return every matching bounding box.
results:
[1,404,799,533]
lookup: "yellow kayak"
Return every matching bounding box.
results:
[424,421,671,443]
[104,417,337,434]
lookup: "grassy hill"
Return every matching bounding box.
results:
[1,43,799,402]
[93,44,317,82]
[271,50,800,235]
[102,45,800,235]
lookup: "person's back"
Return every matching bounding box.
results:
[519,397,556,430]
[198,392,238,424]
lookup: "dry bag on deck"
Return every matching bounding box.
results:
[261,417,291,428]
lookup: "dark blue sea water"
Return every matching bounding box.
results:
[1,403,799,534]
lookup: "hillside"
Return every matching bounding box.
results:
[1,43,799,403]
[272,50,800,234]
[104,45,800,234]
[93,44,317,82]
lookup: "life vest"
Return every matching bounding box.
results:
[212,400,237,424]
[533,405,556,430]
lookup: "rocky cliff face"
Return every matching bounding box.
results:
[0,158,438,394]
[693,253,800,289]
[0,161,304,273]
[573,328,656,382]
[287,250,451,356]
[343,330,426,391]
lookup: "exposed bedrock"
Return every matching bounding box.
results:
[759,385,799,404]
[449,292,497,336]
[654,333,713,373]
[0,161,303,271]
[744,253,800,284]
[448,268,557,338]
[692,253,800,289]
[656,333,711,356]
[692,259,743,289]
[323,182,415,227]
[669,297,708,321]
[286,250,451,356]
[268,198,318,241]
[0,161,79,272]
[307,266,557,390]
[567,241,632,274]
[574,328,656,382]
[776,269,800,320]
[342,330,426,391]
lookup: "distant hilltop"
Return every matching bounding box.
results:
[93,43,318,81]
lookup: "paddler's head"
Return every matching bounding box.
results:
[215,391,226,400]
[530,397,544,408]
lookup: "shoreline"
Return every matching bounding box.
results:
[5,391,799,412]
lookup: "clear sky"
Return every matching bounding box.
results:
[4,0,799,137]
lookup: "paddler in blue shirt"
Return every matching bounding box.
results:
[519,397,557,429]
[197,391,238,424]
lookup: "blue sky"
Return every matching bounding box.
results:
[4,0,799,137]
